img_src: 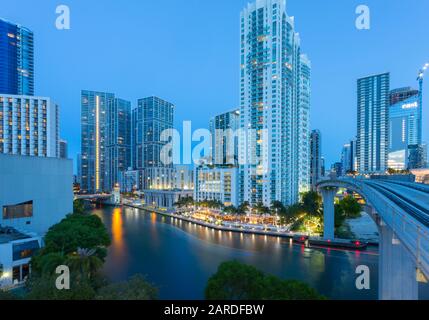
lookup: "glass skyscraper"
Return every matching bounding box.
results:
[239,0,311,206]
[357,73,390,173]
[132,96,175,190]
[209,109,240,166]
[0,18,34,96]
[388,87,422,170]
[80,90,131,193]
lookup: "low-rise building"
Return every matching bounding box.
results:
[0,227,41,289]
[194,165,239,207]
[144,189,193,213]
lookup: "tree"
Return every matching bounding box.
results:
[205,261,324,300]
[26,273,96,300]
[42,213,110,258]
[338,195,361,219]
[301,191,322,217]
[66,248,103,283]
[270,201,285,216]
[238,201,250,215]
[73,199,85,215]
[96,275,158,300]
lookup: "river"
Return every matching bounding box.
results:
[93,206,379,300]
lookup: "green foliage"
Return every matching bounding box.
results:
[338,195,361,219]
[73,199,85,215]
[205,261,324,300]
[42,214,111,257]
[238,201,250,215]
[174,196,194,208]
[96,275,158,300]
[301,191,322,217]
[26,274,96,300]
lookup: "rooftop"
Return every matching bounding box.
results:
[0,226,30,245]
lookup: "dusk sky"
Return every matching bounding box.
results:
[2,0,429,171]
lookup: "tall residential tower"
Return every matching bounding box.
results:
[0,18,34,96]
[357,73,390,173]
[80,91,131,193]
[239,0,311,206]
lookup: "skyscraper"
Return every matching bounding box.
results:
[388,87,422,170]
[357,73,390,173]
[310,130,322,191]
[239,0,311,207]
[132,96,175,190]
[341,143,352,175]
[209,109,239,166]
[0,18,34,96]
[106,98,131,190]
[80,90,131,193]
[0,94,59,157]
[59,139,68,159]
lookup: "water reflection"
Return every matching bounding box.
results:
[96,206,379,300]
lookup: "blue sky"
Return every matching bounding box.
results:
[2,0,429,171]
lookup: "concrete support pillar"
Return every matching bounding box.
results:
[321,187,338,240]
[379,223,418,300]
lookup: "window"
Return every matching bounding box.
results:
[13,240,40,261]
[2,200,33,220]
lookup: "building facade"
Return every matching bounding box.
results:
[0,18,34,96]
[239,0,311,207]
[357,73,390,173]
[194,166,239,207]
[59,139,68,159]
[0,154,73,235]
[0,95,59,157]
[132,96,175,191]
[209,109,240,166]
[309,130,322,190]
[105,98,131,190]
[388,87,422,170]
[80,90,131,193]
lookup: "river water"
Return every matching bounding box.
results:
[93,206,380,300]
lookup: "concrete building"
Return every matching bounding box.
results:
[0,154,73,235]
[0,18,34,96]
[174,165,194,190]
[194,166,239,207]
[209,109,240,166]
[59,139,68,159]
[80,90,131,193]
[357,73,390,173]
[0,94,59,158]
[310,130,322,190]
[239,0,311,207]
[144,189,193,213]
[0,229,41,289]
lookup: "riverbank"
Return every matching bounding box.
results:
[122,203,379,249]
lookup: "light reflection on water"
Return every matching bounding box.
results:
[95,206,379,300]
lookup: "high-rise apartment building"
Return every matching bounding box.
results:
[209,109,240,166]
[106,98,131,190]
[59,139,68,159]
[357,73,390,173]
[238,0,311,207]
[0,94,59,157]
[0,18,34,96]
[388,87,422,170]
[309,130,322,191]
[80,90,131,193]
[132,96,175,190]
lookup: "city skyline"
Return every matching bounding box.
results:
[1,0,428,170]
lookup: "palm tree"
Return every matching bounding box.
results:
[66,248,103,282]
